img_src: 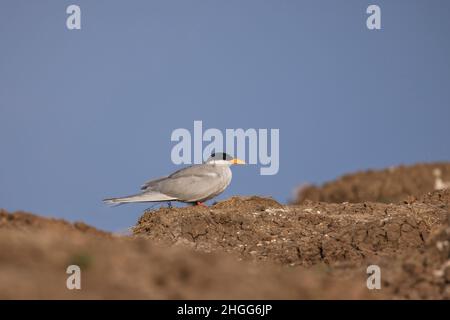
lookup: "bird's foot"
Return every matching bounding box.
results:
[196,201,208,207]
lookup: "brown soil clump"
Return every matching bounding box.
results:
[134,196,447,267]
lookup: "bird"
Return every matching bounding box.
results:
[103,152,245,206]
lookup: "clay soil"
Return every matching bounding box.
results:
[295,162,450,204]
[0,164,449,299]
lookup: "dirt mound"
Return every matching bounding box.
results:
[133,192,450,299]
[134,196,447,266]
[0,209,109,237]
[0,209,373,299]
[381,211,450,299]
[294,162,450,204]
[1,190,449,299]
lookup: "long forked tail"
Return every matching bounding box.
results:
[103,191,176,206]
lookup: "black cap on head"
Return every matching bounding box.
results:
[208,152,233,161]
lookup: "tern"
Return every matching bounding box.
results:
[103,153,245,206]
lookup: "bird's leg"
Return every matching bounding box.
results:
[196,201,208,207]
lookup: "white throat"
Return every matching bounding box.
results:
[207,159,231,166]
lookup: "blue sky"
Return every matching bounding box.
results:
[1,0,450,231]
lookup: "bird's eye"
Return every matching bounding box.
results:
[211,153,215,158]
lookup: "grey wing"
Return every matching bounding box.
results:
[140,165,205,190]
[145,165,225,202]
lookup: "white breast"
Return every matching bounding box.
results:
[203,165,232,201]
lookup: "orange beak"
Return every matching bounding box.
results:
[230,158,246,165]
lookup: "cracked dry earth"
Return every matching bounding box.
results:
[0,190,448,299]
[134,191,450,299]
[134,197,446,266]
